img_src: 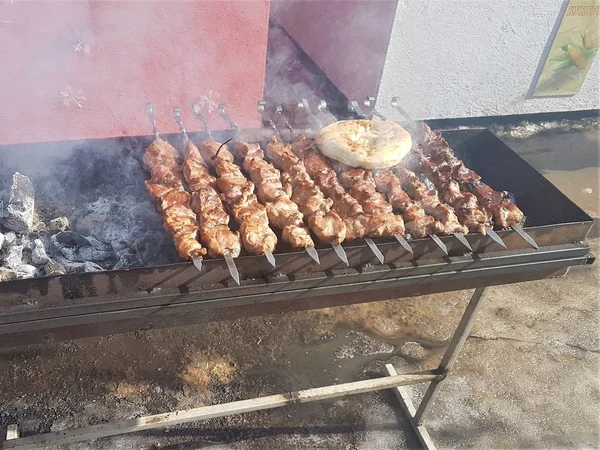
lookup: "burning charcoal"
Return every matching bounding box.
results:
[3,173,35,233]
[0,267,17,281]
[16,264,37,279]
[53,231,91,248]
[113,252,142,270]
[44,260,66,276]
[31,239,50,265]
[76,213,106,236]
[48,217,70,233]
[3,232,17,248]
[3,244,23,270]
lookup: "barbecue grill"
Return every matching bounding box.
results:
[0,99,594,348]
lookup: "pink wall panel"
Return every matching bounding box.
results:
[0,1,270,145]
[271,0,397,104]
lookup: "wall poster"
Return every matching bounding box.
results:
[532,0,599,97]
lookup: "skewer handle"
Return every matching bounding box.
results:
[192,103,212,137]
[364,97,387,121]
[390,97,418,130]
[348,100,367,119]
[275,104,294,134]
[173,107,189,143]
[145,103,159,140]
[218,104,241,132]
[257,101,281,136]
[296,98,322,128]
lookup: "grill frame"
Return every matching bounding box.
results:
[0,127,594,347]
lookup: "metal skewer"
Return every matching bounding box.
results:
[429,234,448,256]
[394,234,413,254]
[294,99,352,266]
[365,238,385,264]
[145,103,159,140]
[255,101,321,266]
[175,107,240,284]
[390,96,488,252]
[192,103,213,137]
[144,103,203,273]
[485,228,507,248]
[512,225,539,249]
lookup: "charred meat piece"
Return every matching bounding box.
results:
[183,140,241,258]
[197,140,277,255]
[233,141,314,250]
[143,138,206,260]
[419,124,524,228]
[266,138,346,245]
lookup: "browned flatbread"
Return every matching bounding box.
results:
[315,120,412,169]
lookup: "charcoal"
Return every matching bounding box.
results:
[113,252,142,270]
[3,173,35,233]
[126,202,162,232]
[0,267,17,281]
[54,256,105,274]
[0,233,4,250]
[44,260,66,276]
[111,237,133,259]
[132,232,171,266]
[48,217,70,233]
[76,213,106,236]
[16,264,37,279]
[53,231,91,248]
[3,244,23,269]
[3,231,17,248]
[72,236,112,262]
[31,239,50,265]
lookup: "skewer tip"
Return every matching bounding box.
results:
[512,226,539,249]
[485,228,507,249]
[224,252,241,285]
[305,246,320,264]
[453,233,473,252]
[331,243,349,267]
[365,238,385,264]
[192,257,203,272]
[429,234,449,255]
[394,234,413,254]
[264,250,277,268]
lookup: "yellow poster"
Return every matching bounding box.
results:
[532,0,599,97]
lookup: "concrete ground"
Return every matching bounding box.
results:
[0,124,598,449]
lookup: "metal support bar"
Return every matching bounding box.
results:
[385,364,437,450]
[413,287,487,424]
[2,372,439,450]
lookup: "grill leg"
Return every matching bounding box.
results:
[412,287,487,425]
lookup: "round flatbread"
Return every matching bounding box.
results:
[315,120,412,169]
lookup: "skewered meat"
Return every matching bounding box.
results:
[395,163,487,234]
[293,138,407,239]
[266,139,346,245]
[182,140,241,258]
[232,141,315,249]
[373,168,443,238]
[143,138,206,259]
[143,138,180,168]
[197,139,277,255]
[419,124,524,228]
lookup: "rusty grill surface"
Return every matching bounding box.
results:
[0,127,594,347]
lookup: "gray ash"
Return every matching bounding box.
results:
[0,140,179,281]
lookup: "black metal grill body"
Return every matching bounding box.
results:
[0,128,594,347]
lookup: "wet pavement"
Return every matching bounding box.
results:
[0,123,598,449]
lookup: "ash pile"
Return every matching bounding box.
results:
[0,144,178,281]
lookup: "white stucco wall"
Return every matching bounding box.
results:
[376,0,600,121]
